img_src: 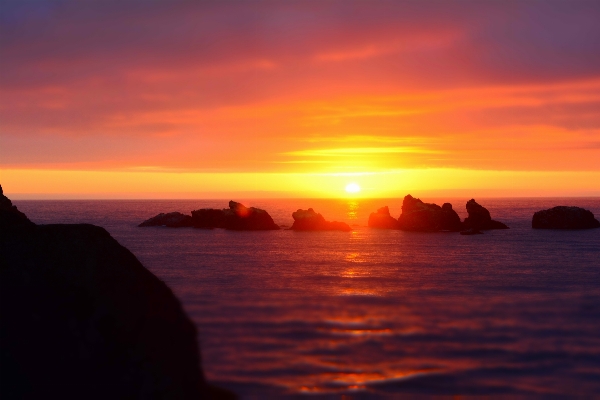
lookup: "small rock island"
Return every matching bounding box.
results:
[291,208,352,231]
[140,200,279,230]
[368,206,400,229]
[397,195,463,232]
[368,195,509,234]
[532,206,600,229]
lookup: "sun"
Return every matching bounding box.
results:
[345,182,361,194]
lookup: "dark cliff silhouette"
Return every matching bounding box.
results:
[0,185,234,400]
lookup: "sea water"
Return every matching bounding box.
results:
[14,198,600,398]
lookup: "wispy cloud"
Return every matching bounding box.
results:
[284,147,441,157]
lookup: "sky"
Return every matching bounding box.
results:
[1,0,599,198]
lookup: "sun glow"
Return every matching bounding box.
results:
[345,182,361,194]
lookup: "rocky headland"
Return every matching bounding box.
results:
[291,208,352,231]
[140,200,279,230]
[0,185,233,399]
[532,206,600,229]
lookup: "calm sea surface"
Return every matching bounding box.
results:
[14,198,600,398]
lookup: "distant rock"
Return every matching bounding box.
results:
[0,184,34,229]
[291,208,351,231]
[532,206,600,229]
[138,212,193,227]
[1,188,234,400]
[462,199,508,230]
[191,201,279,230]
[368,206,399,229]
[397,195,462,232]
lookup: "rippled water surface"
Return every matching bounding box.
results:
[15,198,600,398]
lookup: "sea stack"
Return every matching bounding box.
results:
[368,206,400,229]
[139,211,194,227]
[462,199,508,230]
[192,201,280,230]
[140,201,280,230]
[291,208,351,231]
[397,195,462,232]
[0,185,233,399]
[532,206,600,229]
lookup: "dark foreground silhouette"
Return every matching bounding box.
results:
[0,185,234,400]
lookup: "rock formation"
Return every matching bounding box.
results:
[397,195,462,232]
[139,211,194,227]
[140,201,279,230]
[0,186,234,400]
[0,184,34,229]
[532,206,600,229]
[462,199,509,230]
[368,206,400,229]
[291,208,351,231]
[191,201,279,230]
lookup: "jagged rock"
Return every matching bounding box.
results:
[291,208,351,231]
[0,189,234,400]
[0,184,34,229]
[397,195,462,232]
[532,206,600,229]
[191,201,279,230]
[460,228,483,235]
[138,212,193,227]
[368,206,399,229]
[463,199,509,230]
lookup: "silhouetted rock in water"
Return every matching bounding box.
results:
[0,184,34,229]
[463,199,509,230]
[0,189,234,400]
[368,206,399,229]
[532,206,600,229]
[460,228,484,235]
[139,211,193,227]
[397,195,462,232]
[191,201,279,230]
[291,208,352,231]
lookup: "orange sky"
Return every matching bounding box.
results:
[1,1,599,198]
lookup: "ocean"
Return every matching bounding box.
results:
[13,197,600,398]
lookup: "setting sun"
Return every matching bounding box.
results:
[345,183,361,194]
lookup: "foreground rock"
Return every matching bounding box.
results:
[191,201,279,230]
[368,206,399,229]
[291,208,351,231]
[139,211,194,227]
[0,187,234,400]
[532,206,600,229]
[397,195,462,232]
[462,199,509,230]
[0,184,34,229]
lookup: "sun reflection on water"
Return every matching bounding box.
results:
[346,200,359,221]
